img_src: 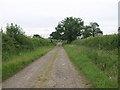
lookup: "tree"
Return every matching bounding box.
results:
[2,23,53,60]
[50,31,61,40]
[33,34,42,38]
[90,22,100,37]
[95,28,103,35]
[82,25,92,38]
[50,17,103,41]
[6,23,24,38]
[50,17,84,43]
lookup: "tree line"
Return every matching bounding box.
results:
[50,17,103,43]
[2,23,52,60]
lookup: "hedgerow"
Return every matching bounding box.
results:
[2,23,54,61]
[72,34,118,50]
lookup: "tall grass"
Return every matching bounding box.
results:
[64,34,118,88]
[2,45,53,81]
[65,45,118,88]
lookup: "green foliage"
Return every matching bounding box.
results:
[6,23,24,38]
[2,23,53,61]
[82,24,103,38]
[89,22,101,37]
[3,46,53,81]
[82,25,92,38]
[50,17,84,42]
[50,31,61,40]
[50,17,103,42]
[64,35,118,88]
[33,34,43,38]
[2,23,55,81]
[64,45,118,88]
[72,34,118,50]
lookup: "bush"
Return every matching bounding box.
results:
[2,23,53,61]
[72,34,118,50]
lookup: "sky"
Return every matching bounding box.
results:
[0,0,119,38]
[118,1,120,27]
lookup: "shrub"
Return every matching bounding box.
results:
[73,34,118,50]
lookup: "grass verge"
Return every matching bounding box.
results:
[2,45,54,81]
[64,45,118,88]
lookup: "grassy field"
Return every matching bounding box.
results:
[2,45,54,81]
[64,34,118,88]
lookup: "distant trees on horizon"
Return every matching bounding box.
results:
[50,17,103,43]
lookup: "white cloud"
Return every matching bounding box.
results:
[0,0,119,38]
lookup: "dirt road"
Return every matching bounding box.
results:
[2,45,91,88]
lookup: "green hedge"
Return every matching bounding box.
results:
[2,33,53,61]
[73,34,118,50]
[2,23,55,61]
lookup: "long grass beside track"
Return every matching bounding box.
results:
[2,45,54,81]
[64,45,118,88]
[64,34,118,88]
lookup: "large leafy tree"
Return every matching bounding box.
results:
[50,17,103,41]
[51,17,84,43]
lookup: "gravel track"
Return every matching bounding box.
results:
[2,45,91,88]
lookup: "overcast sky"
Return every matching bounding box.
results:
[0,0,119,38]
[118,1,120,27]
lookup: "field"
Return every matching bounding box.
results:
[64,34,118,88]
